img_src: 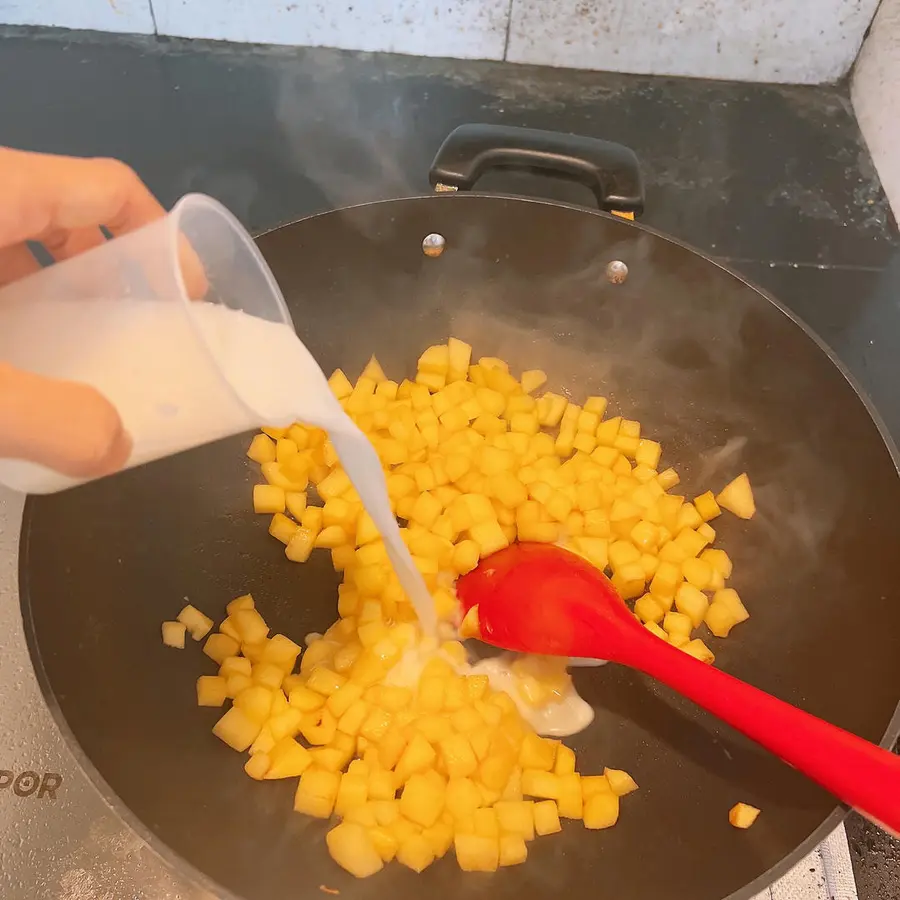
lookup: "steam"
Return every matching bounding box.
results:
[274,59,417,208]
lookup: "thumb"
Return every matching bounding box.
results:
[0,363,132,479]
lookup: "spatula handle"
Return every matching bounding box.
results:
[628,638,900,835]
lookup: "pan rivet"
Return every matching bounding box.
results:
[606,260,628,284]
[422,233,446,257]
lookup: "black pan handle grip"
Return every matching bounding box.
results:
[429,123,644,216]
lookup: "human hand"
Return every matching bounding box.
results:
[0,147,168,479]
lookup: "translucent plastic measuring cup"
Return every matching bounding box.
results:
[0,193,434,628]
[0,193,295,493]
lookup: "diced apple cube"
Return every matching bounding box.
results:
[634,593,666,624]
[729,802,761,829]
[253,484,285,514]
[663,611,694,644]
[714,588,750,623]
[366,824,399,862]
[395,833,434,872]
[604,767,638,796]
[326,822,383,878]
[469,520,510,558]
[682,557,713,590]
[583,791,619,829]
[499,833,528,867]
[682,638,716,664]
[693,490,721,521]
[400,773,446,828]
[295,766,342,819]
[233,608,270,644]
[454,833,500,872]
[447,337,473,380]
[635,439,661,469]
[244,752,271,780]
[265,736,313,779]
[705,600,741,637]
[161,621,186,648]
[533,799,562,835]
[395,733,437,784]
[176,604,213,641]
[196,675,228,707]
[675,583,709,628]
[521,769,561,799]
[200,633,238,665]
[419,344,450,375]
[233,685,273,724]
[247,433,277,464]
[557,773,583,819]
[439,733,478,779]
[328,368,354,399]
[445,776,482,819]
[268,512,299,545]
[334,772,369,816]
[716,473,755,519]
[701,548,733,577]
[519,369,547,394]
[519,733,559,771]
[213,707,262,751]
[582,774,612,799]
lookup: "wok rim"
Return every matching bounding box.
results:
[19,191,900,900]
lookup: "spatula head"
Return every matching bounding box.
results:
[456,543,635,659]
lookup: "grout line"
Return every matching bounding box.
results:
[147,0,159,35]
[502,0,515,61]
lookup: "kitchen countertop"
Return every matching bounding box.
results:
[0,23,898,900]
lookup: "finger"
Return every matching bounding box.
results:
[177,231,209,300]
[0,148,166,249]
[0,242,40,287]
[0,148,209,298]
[0,363,132,479]
[40,223,108,263]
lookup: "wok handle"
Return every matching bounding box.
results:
[429,124,644,215]
[624,635,900,836]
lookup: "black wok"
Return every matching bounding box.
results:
[19,125,900,900]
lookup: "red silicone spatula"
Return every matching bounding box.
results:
[456,542,900,835]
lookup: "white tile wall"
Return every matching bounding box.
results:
[506,0,880,84]
[153,0,511,60]
[0,0,883,85]
[0,0,154,34]
[853,0,900,218]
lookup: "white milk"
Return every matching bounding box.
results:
[470,656,595,738]
[385,639,594,738]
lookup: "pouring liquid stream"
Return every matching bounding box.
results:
[249,318,438,634]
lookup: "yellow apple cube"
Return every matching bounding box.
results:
[177,604,213,641]
[265,737,313,779]
[295,767,341,819]
[253,484,285,514]
[400,773,446,828]
[675,582,709,628]
[583,792,619,829]
[326,822,383,877]
[196,675,228,707]
[213,707,261,752]
[533,799,562,835]
[716,473,755,519]
[729,802,761,829]
[454,834,499,872]
[161,621,186,649]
